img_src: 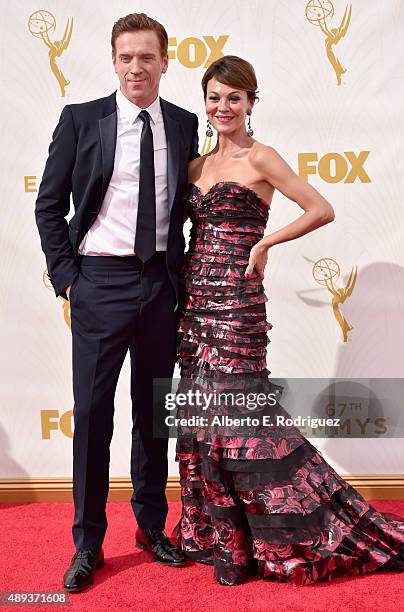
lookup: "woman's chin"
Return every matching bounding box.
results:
[215,125,238,137]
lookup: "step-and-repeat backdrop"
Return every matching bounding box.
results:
[1,1,403,480]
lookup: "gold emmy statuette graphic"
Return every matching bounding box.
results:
[42,269,71,329]
[200,129,213,156]
[305,1,352,85]
[312,258,357,342]
[28,10,73,97]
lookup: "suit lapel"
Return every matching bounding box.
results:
[161,99,180,213]
[98,96,181,213]
[99,96,117,202]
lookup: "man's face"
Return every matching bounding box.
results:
[113,30,168,107]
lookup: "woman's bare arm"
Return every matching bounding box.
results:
[246,146,335,277]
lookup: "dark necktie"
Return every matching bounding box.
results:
[135,110,156,262]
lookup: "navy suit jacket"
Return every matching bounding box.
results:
[35,91,199,300]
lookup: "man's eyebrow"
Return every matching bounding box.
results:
[119,51,156,55]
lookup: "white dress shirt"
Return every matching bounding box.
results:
[79,89,169,255]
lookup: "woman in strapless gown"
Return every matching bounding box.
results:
[174,56,404,586]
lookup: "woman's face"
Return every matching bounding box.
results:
[205,77,254,136]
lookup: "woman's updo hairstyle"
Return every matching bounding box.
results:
[201,55,259,102]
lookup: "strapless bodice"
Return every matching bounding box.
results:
[178,181,272,376]
[184,181,269,264]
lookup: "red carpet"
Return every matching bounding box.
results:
[0,500,403,612]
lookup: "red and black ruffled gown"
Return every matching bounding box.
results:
[174,181,404,586]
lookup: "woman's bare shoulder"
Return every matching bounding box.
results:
[250,141,281,163]
[250,141,292,177]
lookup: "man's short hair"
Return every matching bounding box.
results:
[111,13,168,58]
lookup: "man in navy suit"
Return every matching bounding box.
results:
[35,12,198,592]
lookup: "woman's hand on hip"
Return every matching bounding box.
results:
[245,241,268,280]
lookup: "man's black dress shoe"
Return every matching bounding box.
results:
[63,548,104,592]
[135,528,185,567]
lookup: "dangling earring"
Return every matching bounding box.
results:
[201,119,214,155]
[247,112,254,137]
[206,119,213,137]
